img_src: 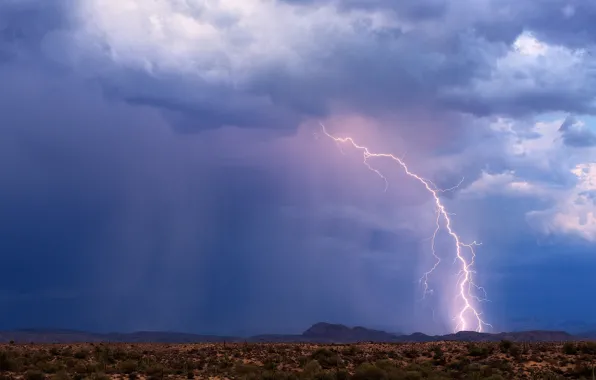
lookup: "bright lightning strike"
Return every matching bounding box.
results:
[319,123,491,333]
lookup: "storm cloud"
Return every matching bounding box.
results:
[2,0,596,334]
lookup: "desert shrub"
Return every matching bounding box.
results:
[381,370,424,380]
[508,344,521,359]
[25,370,45,380]
[485,358,513,374]
[313,372,335,380]
[386,351,398,359]
[498,340,512,353]
[111,348,129,361]
[447,358,470,371]
[297,356,311,367]
[73,363,89,375]
[262,371,299,380]
[310,349,342,369]
[50,371,70,380]
[402,372,423,380]
[38,361,63,374]
[562,342,577,355]
[403,348,418,359]
[483,375,505,380]
[73,350,88,360]
[262,359,278,371]
[341,346,361,356]
[91,373,109,380]
[118,360,138,374]
[335,369,350,380]
[65,348,78,358]
[303,360,323,377]
[466,363,482,372]
[579,341,596,354]
[374,360,396,372]
[467,344,490,358]
[570,363,595,378]
[352,363,387,380]
[0,351,16,372]
[145,363,166,377]
[431,346,445,365]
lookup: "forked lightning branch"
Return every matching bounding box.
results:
[319,123,491,333]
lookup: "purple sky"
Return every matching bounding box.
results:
[2,0,596,335]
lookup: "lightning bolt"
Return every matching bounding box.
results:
[420,210,442,300]
[319,123,491,333]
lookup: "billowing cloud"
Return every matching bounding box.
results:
[454,113,596,244]
[2,0,596,334]
[459,171,546,199]
[527,163,596,242]
[442,32,596,116]
[30,0,594,127]
[559,115,596,147]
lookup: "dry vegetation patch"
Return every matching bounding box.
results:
[0,340,594,379]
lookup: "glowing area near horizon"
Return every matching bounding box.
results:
[319,123,491,333]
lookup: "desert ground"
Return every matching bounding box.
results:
[1,340,595,379]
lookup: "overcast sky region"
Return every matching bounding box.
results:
[2,0,596,335]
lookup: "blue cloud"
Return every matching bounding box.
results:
[2,0,596,335]
[559,115,596,147]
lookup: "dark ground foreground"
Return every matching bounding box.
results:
[1,341,596,380]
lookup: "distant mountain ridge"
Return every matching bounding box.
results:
[302,322,403,342]
[0,322,592,344]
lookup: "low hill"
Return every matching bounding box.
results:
[0,323,590,344]
[301,322,402,342]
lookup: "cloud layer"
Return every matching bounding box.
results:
[2,0,596,334]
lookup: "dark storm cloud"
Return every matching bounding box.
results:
[494,1,596,48]
[0,1,64,40]
[6,0,596,135]
[3,0,596,335]
[282,0,448,20]
[559,115,596,147]
[123,93,302,132]
[481,239,596,331]
[443,89,596,118]
[0,54,424,334]
[32,1,492,132]
[347,0,448,19]
[6,0,591,134]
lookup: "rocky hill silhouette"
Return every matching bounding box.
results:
[0,322,589,344]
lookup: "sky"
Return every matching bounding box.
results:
[2,0,596,336]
